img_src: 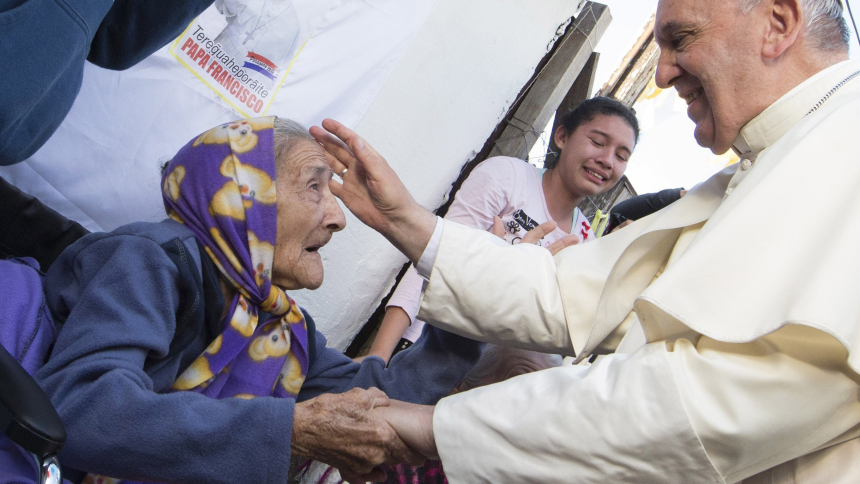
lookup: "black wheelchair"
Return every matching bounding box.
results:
[0,343,65,484]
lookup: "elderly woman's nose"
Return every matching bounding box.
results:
[325,194,346,231]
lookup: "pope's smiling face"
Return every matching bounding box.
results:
[272,140,346,290]
[654,0,767,154]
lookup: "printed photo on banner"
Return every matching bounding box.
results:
[170,0,322,117]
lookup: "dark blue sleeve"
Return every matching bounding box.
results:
[39,233,293,484]
[87,0,215,70]
[610,187,685,221]
[299,312,483,405]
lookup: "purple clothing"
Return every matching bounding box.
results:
[0,258,66,483]
[0,258,55,374]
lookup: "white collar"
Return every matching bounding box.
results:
[732,60,860,159]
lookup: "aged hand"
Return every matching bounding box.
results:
[491,216,579,256]
[376,400,438,460]
[291,388,424,483]
[309,119,437,262]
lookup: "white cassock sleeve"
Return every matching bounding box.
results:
[416,219,574,354]
[420,221,860,483]
[434,328,860,484]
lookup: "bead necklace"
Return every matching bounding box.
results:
[806,70,860,116]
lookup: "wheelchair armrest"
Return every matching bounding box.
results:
[0,343,65,457]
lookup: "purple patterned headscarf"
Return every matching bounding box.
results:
[160,116,309,400]
[84,118,309,484]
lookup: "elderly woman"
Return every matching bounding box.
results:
[34,117,481,483]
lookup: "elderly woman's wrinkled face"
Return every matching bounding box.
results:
[272,140,346,290]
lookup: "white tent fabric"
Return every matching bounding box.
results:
[2,0,586,348]
[0,0,437,232]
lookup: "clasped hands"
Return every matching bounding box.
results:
[291,388,437,483]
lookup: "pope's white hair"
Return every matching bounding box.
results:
[739,0,850,51]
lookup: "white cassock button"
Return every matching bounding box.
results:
[741,159,752,170]
[725,187,734,196]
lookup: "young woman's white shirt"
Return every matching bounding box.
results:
[389,156,594,342]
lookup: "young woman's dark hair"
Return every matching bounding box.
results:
[544,96,639,169]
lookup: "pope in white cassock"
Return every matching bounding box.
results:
[311,0,860,482]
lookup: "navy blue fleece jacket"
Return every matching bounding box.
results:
[38,220,482,483]
[0,0,213,165]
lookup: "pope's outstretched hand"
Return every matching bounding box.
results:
[310,119,437,262]
[376,400,439,460]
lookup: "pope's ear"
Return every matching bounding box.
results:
[552,125,569,150]
[762,0,802,59]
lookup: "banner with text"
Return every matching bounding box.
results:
[170,0,315,117]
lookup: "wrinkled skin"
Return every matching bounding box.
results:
[272,140,346,290]
[653,0,844,154]
[271,143,421,481]
[291,388,424,482]
[309,120,437,263]
[654,0,768,154]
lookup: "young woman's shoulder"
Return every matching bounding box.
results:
[474,156,535,177]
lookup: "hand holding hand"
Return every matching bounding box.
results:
[309,119,437,262]
[376,400,438,460]
[291,388,424,483]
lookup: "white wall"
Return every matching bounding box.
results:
[293,0,585,349]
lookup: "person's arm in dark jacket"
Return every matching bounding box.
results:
[39,233,293,484]
[299,317,483,405]
[87,0,215,70]
[0,177,88,271]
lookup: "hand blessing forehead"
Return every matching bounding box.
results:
[309,119,360,178]
[308,119,436,262]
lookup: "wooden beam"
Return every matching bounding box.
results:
[609,37,658,107]
[598,13,655,101]
[489,2,612,160]
[545,51,600,165]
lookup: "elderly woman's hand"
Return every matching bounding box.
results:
[291,387,425,482]
[309,120,437,263]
